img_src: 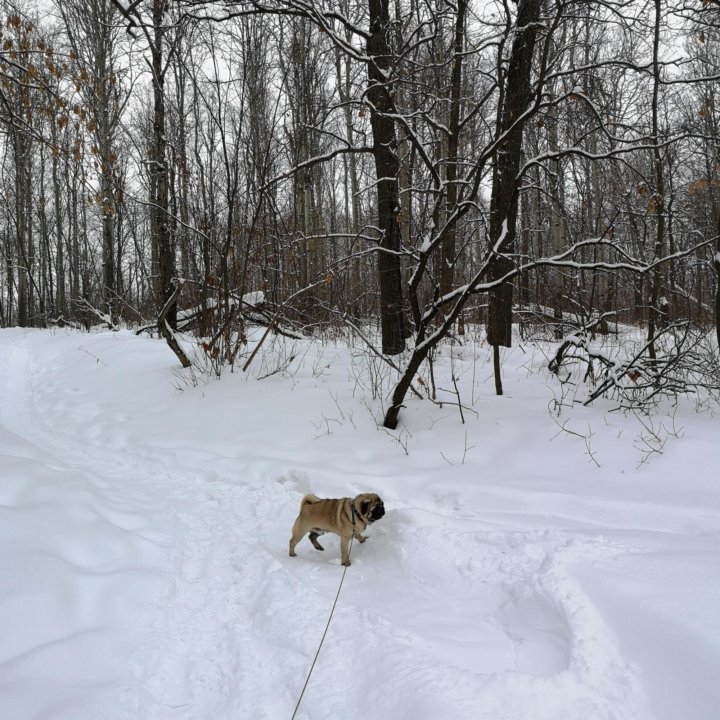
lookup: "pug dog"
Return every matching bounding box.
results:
[289,493,385,566]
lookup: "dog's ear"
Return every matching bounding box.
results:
[360,499,370,516]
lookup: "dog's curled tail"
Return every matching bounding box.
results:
[301,493,322,506]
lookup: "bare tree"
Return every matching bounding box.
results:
[486,0,541,394]
[58,0,128,324]
[367,0,406,354]
[112,0,180,328]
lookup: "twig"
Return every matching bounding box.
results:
[243,278,326,373]
[450,347,465,424]
[343,316,423,401]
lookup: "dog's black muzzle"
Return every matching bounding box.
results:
[370,503,385,522]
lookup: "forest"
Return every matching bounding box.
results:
[1,0,719,426]
[2,4,720,717]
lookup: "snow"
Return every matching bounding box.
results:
[242,290,266,308]
[418,235,432,254]
[0,327,719,720]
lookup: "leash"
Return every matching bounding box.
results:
[290,503,357,720]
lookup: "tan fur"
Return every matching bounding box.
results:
[288,493,385,566]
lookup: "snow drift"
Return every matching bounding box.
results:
[0,327,718,720]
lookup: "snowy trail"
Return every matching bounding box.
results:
[0,335,169,719]
[1,329,719,719]
[0,332,305,718]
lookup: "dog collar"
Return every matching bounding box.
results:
[350,500,357,527]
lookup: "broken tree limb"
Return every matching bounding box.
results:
[158,282,191,368]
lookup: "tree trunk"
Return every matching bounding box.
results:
[440,0,467,302]
[487,0,541,375]
[14,130,30,327]
[336,39,363,316]
[151,0,176,329]
[548,99,564,337]
[715,214,720,349]
[647,0,666,361]
[368,0,406,355]
[50,121,67,319]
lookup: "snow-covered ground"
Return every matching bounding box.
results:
[1,327,718,720]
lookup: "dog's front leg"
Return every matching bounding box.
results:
[340,535,351,566]
[354,531,368,543]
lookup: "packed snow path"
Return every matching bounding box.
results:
[1,329,719,720]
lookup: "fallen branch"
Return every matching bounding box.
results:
[177,289,302,340]
[549,320,720,410]
[242,278,328,373]
[73,298,118,330]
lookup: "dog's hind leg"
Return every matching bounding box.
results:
[309,532,325,551]
[289,518,305,557]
